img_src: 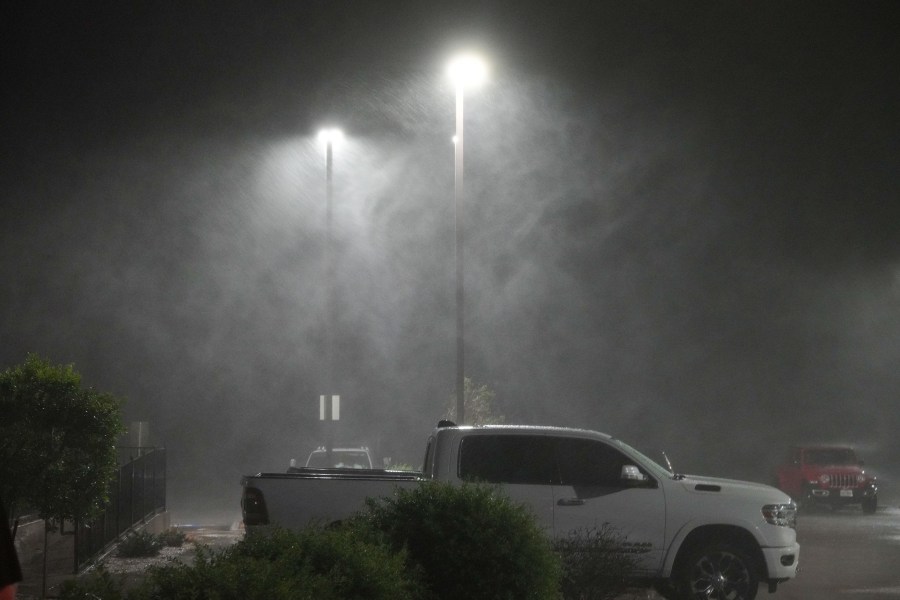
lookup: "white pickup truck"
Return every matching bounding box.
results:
[242,421,799,599]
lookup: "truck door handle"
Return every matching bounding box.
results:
[557,498,585,506]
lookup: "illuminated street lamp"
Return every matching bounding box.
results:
[318,127,343,458]
[447,53,487,424]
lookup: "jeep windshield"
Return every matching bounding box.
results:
[805,448,857,466]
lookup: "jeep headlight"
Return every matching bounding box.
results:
[762,503,797,528]
[819,474,831,485]
[857,474,866,483]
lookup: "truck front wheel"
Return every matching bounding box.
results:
[676,541,759,600]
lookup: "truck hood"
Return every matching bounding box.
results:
[676,474,794,504]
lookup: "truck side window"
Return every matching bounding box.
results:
[557,438,633,487]
[458,435,557,485]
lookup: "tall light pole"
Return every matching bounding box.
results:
[447,54,487,425]
[318,127,343,459]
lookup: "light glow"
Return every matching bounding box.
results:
[317,128,344,147]
[447,53,488,89]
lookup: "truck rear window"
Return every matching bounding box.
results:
[458,435,557,485]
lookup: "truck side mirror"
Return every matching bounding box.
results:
[621,464,647,482]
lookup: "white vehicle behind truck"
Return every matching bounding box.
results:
[301,446,373,469]
[242,421,799,599]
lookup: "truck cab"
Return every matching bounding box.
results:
[423,423,799,594]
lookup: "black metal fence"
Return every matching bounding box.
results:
[74,447,167,571]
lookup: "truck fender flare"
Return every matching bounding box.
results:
[660,518,766,578]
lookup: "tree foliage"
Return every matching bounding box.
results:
[0,354,124,526]
[444,377,505,425]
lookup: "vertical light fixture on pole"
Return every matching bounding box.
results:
[447,54,487,425]
[319,395,341,421]
[318,127,343,456]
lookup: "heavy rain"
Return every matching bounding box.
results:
[2,0,898,543]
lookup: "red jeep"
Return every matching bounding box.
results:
[775,446,878,513]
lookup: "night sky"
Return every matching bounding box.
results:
[2,1,898,519]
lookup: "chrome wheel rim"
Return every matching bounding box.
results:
[688,550,752,599]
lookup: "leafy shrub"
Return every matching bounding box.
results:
[130,526,418,600]
[116,530,164,558]
[158,527,187,547]
[554,526,640,600]
[349,481,561,600]
[58,566,127,600]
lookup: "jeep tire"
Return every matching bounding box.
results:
[862,495,878,514]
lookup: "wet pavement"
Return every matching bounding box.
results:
[775,504,900,599]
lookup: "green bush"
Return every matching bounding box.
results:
[554,526,640,600]
[131,526,418,600]
[117,530,164,558]
[158,527,187,547]
[58,566,127,600]
[350,481,562,600]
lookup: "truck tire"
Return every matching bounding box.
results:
[676,540,759,600]
[653,580,678,600]
[862,495,878,514]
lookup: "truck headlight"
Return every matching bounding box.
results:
[762,503,797,528]
[818,474,831,485]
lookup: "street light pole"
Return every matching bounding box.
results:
[325,134,335,398]
[448,54,486,425]
[454,82,466,426]
[318,128,342,459]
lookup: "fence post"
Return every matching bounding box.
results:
[71,447,167,572]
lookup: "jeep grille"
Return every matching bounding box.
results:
[827,473,857,488]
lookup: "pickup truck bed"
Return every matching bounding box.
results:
[242,468,422,529]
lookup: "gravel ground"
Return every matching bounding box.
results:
[100,525,245,573]
[17,525,244,599]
